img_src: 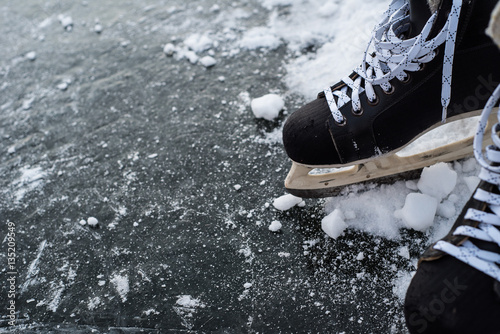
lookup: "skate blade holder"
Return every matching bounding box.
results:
[285,109,499,198]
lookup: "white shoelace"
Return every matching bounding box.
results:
[325,0,462,124]
[434,84,500,281]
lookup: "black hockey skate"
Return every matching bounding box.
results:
[283,0,500,198]
[404,83,500,334]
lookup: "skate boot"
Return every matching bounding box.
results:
[283,0,500,198]
[404,86,500,334]
[404,7,500,333]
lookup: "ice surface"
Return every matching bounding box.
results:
[251,94,285,121]
[395,193,439,232]
[272,193,303,211]
[1,0,487,332]
[417,163,458,201]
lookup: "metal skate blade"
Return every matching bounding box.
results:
[285,110,498,198]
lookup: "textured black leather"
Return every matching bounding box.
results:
[283,0,500,166]
[409,0,432,37]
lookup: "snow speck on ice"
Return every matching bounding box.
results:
[110,273,129,302]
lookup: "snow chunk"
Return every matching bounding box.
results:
[163,43,176,56]
[462,158,477,173]
[398,246,410,259]
[417,163,457,201]
[395,193,438,231]
[321,209,347,239]
[200,56,216,68]
[184,33,213,52]
[251,94,285,121]
[273,194,302,211]
[94,23,103,34]
[25,51,37,61]
[437,200,456,219]
[87,217,98,227]
[464,176,480,193]
[268,221,282,232]
[57,14,73,31]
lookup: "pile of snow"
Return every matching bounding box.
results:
[239,27,282,50]
[163,32,218,68]
[251,94,285,121]
[323,161,479,239]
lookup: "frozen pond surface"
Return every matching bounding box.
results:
[0,0,480,333]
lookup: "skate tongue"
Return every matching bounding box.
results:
[408,0,432,38]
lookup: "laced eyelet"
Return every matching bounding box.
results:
[367,94,379,106]
[400,73,411,84]
[352,106,364,116]
[383,85,395,95]
[335,117,347,127]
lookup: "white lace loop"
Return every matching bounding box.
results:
[325,0,462,124]
[434,83,500,282]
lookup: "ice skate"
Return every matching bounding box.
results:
[404,71,500,334]
[404,7,500,332]
[283,0,500,198]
